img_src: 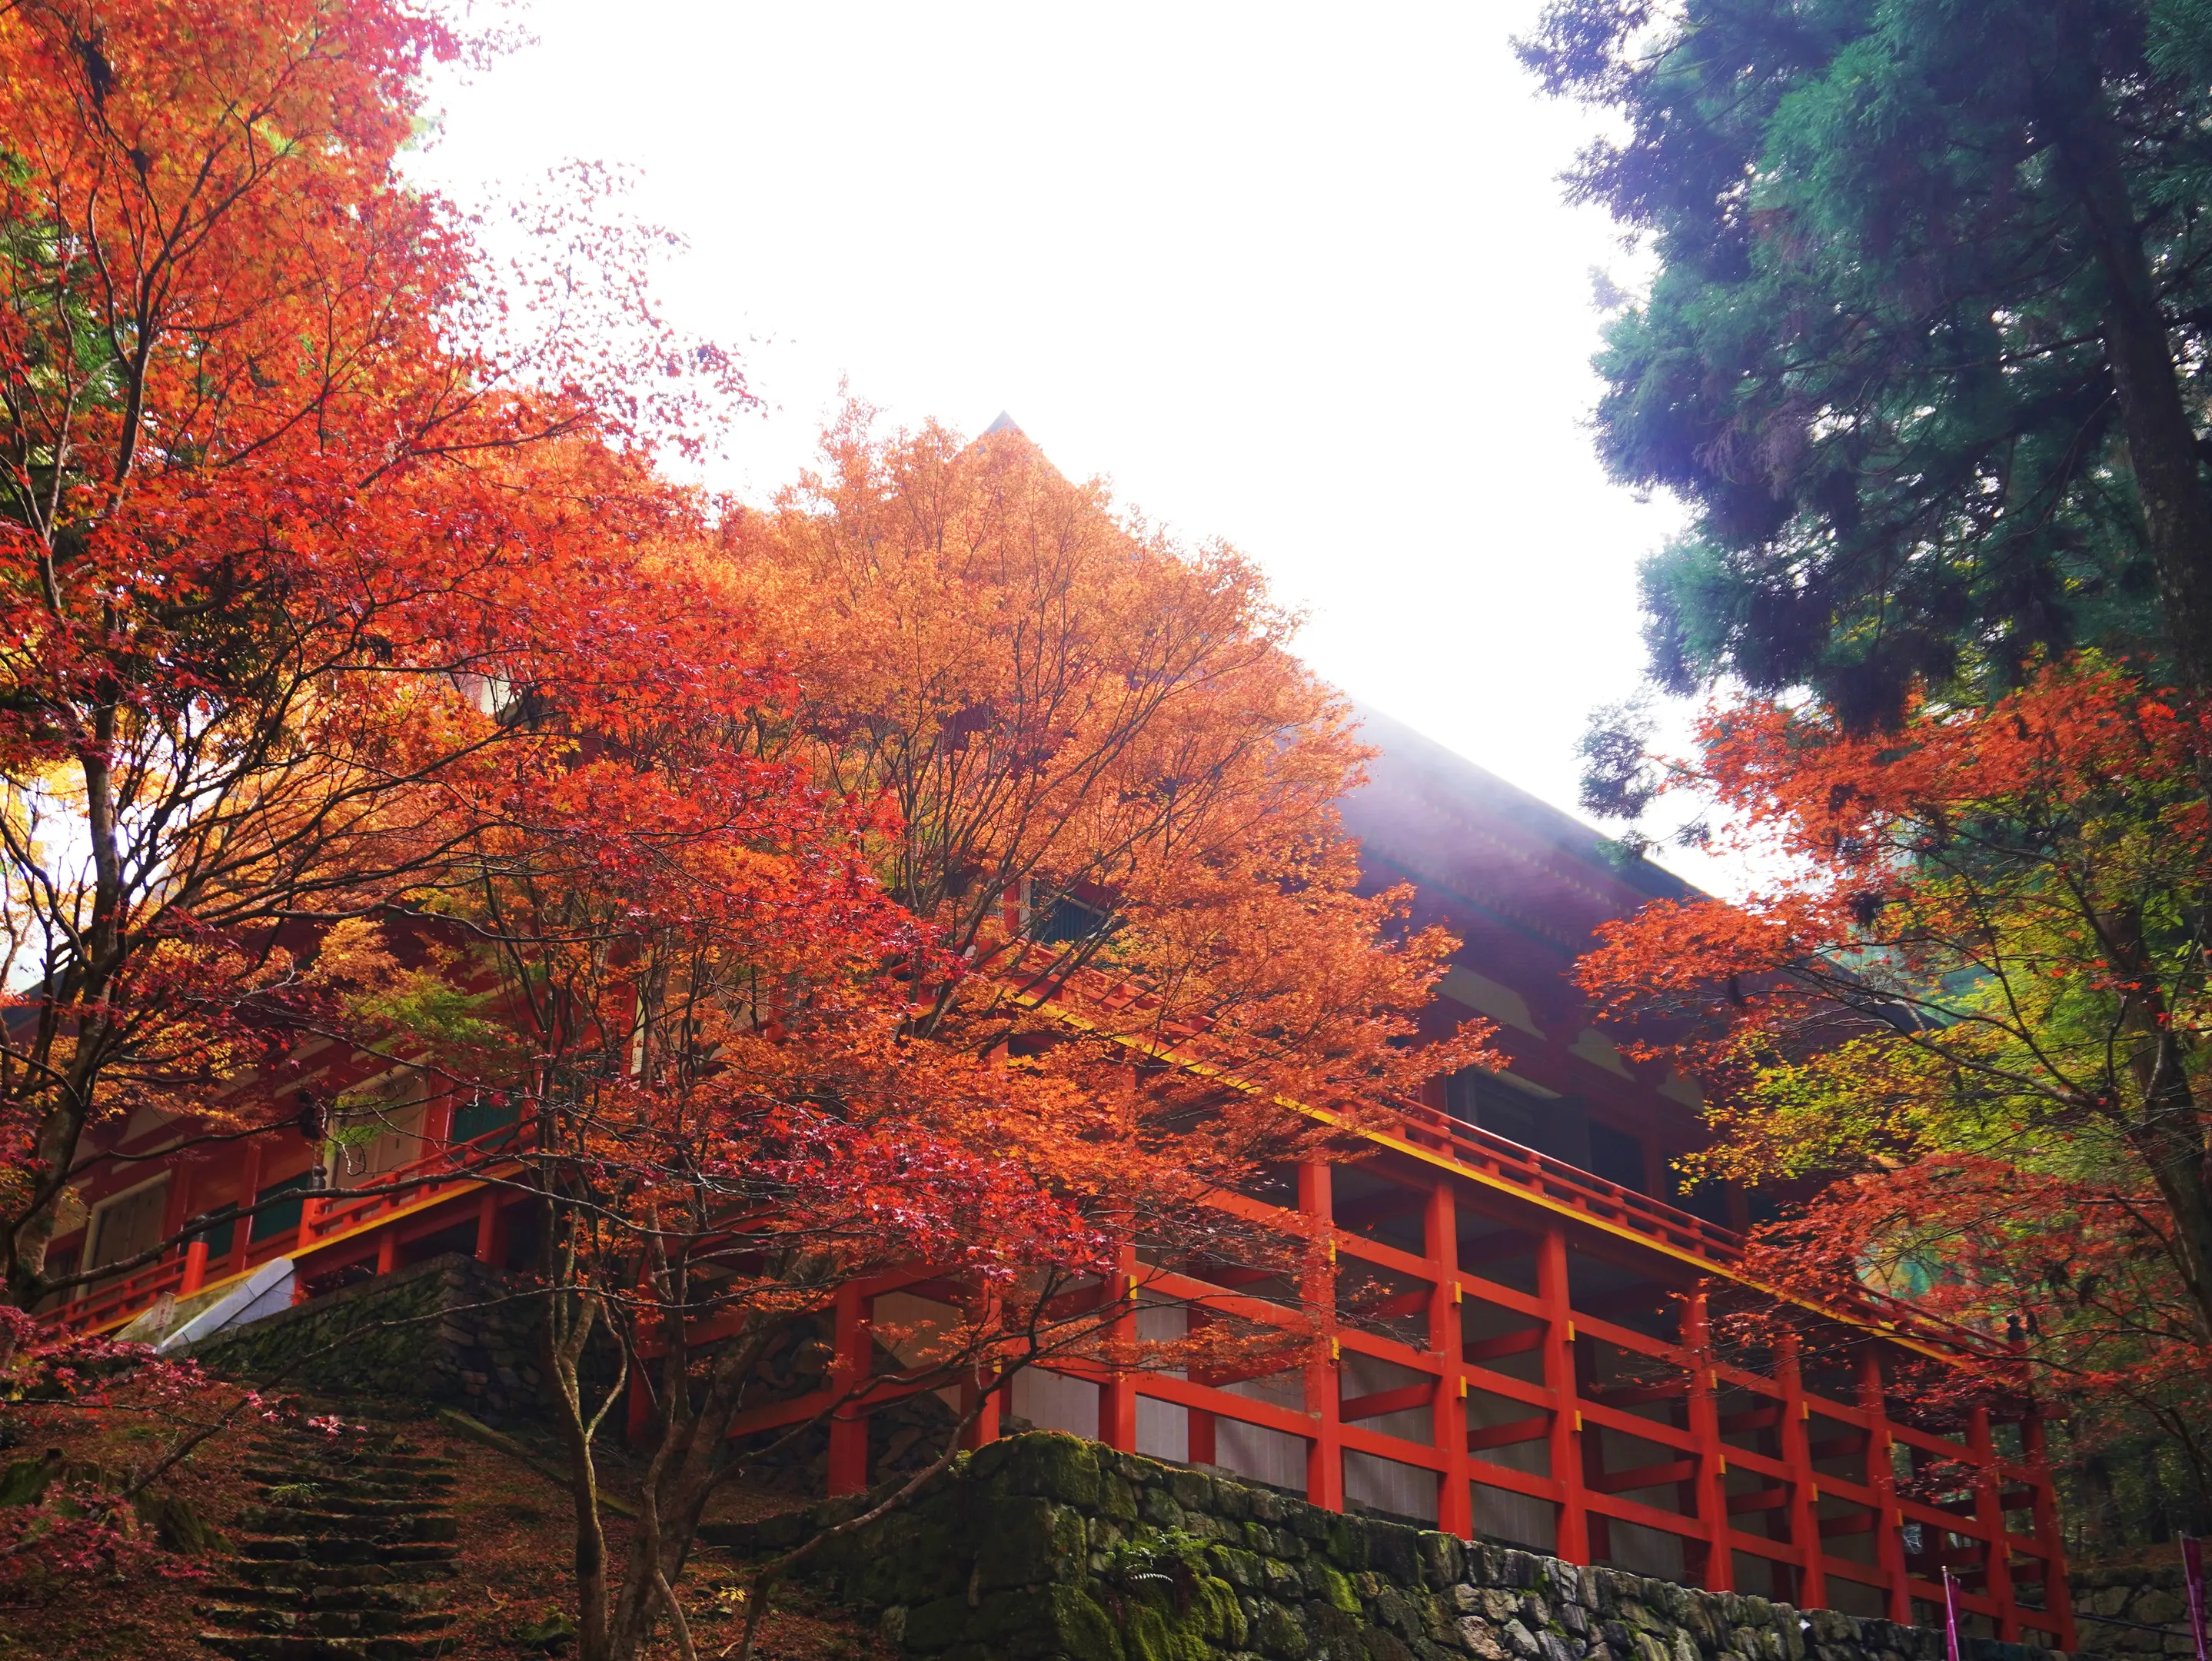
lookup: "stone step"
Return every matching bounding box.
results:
[234,1509,457,1543]
[200,1581,451,1613]
[239,1467,457,1496]
[244,1442,451,1468]
[238,1538,461,1567]
[197,1634,453,1661]
[235,1498,454,1530]
[239,1460,456,1485]
[235,1486,455,1512]
[196,1604,453,1639]
[221,1559,458,1592]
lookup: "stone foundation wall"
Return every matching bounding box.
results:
[181,1251,548,1420]
[2070,1568,2191,1661]
[717,1433,2084,1661]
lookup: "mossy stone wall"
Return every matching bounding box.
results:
[181,1251,546,1419]
[717,1433,2090,1661]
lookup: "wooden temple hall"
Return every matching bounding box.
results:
[44,707,2074,1646]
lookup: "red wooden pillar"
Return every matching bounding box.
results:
[1098,1240,1139,1453]
[180,1239,209,1297]
[960,1374,1003,1451]
[1680,1291,1734,1592]
[1187,1303,1218,1467]
[375,1227,400,1277]
[2021,1411,2077,1649]
[289,1188,322,1304]
[1858,1346,1913,1623]
[1536,1223,1588,1561]
[424,1093,457,1157]
[960,1282,1004,1452]
[625,1365,654,1446]
[1777,1331,1827,1611]
[161,1163,194,1261]
[827,1284,871,1496]
[229,1140,264,1273]
[473,1189,506,1267]
[1187,1405,1217,1466]
[1427,1176,1472,1538]
[1300,1160,1344,1511]
[1968,1403,2021,1640]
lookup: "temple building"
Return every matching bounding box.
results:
[45,708,2073,1646]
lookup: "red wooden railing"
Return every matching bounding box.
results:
[53,1123,531,1335]
[1388,1095,2005,1361]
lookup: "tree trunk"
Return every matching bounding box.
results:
[545,1281,614,1661]
[2050,59,2212,695]
[592,1308,780,1661]
[2124,1083,2212,1344]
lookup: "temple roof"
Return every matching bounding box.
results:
[1342,701,1700,970]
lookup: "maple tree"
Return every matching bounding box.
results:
[0,1304,217,1593]
[1575,657,2212,1530]
[0,3,1484,1649]
[0,0,739,1308]
[314,411,1489,1661]
[723,407,1482,1119]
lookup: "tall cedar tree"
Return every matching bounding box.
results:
[1575,662,2212,1526]
[1521,0,2212,727]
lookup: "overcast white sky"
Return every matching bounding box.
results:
[414,2,1741,890]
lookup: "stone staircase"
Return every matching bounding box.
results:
[196,1414,460,1660]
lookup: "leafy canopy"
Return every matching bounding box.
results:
[1523,0,2212,725]
[1576,661,2212,1513]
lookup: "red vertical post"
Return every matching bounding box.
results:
[827,1284,871,1496]
[1300,1160,1344,1511]
[1187,1406,1217,1466]
[180,1238,208,1297]
[1968,1403,2021,1641]
[424,1093,457,1159]
[375,1227,399,1277]
[1681,1290,1735,1592]
[473,1190,506,1267]
[229,1140,264,1273]
[1777,1331,1827,1610]
[961,1282,1005,1452]
[1098,1239,1139,1453]
[2021,1412,2076,1649]
[161,1163,193,1262]
[1427,1175,1472,1538]
[1187,1303,1218,1467]
[1858,1346,1913,1624]
[960,1375,1003,1450]
[1536,1222,1588,1562]
[625,1365,654,1446]
[294,1190,322,1256]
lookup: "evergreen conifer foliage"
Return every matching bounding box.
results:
[1522,0,2212,724]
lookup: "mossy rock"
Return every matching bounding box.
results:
[0,1456,55,1507]
[975,1494,1084,1592]
[1309,1560,1359,1613]
[903,1595,978,1653]
[972,1583,1123,1661]
[982,1433,1102,1508]
[512,1607,578,1652]
[1324,1509,1369,1569]
[132,1487,224,1554]
[1418,1530,1464,1588]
